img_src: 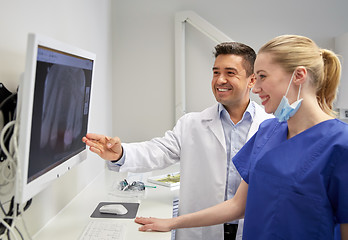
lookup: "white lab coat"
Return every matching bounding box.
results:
[112,102,273,240]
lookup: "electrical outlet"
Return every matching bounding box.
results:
[339,108,348,119]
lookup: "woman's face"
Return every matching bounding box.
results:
[253,53,293,114]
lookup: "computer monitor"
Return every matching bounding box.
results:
[15,33,95,204]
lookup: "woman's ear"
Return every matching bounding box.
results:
[294,66,307,85]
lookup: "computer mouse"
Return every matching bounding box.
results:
[99,204,128,215]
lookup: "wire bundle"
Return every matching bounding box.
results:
[0,84,31,240]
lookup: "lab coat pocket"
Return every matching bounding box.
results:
[272,188,323,240]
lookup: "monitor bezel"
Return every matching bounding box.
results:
[15,33,96,204]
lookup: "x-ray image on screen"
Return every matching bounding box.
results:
[40,65,85,151]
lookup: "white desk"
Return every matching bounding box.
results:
[33,166,179,240]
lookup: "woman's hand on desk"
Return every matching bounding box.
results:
[135,217,174,232]
[82,133,123,161]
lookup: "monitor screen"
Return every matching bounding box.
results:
[15,33,95,204]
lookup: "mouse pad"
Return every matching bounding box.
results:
[90,202,140,219]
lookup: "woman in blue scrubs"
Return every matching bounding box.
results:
[135,35,348,239]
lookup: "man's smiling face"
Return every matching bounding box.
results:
[211,54,254,111]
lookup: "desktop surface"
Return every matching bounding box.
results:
[32,165,179,240]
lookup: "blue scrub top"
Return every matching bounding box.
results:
[233,118,348,240]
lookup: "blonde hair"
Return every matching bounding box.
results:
[259,35,341,117]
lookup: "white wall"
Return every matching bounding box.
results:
[335,32,348,109]
[112,0,348,143]
[0,0,113,236]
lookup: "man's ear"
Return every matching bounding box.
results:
[248,73,256,89]
[294,66,307,85]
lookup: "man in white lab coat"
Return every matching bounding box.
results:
[83,42,273,240]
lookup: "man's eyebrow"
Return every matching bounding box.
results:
[225,67,238,72]
[212,67,238,72]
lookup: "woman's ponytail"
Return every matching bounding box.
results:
[318,49,341,117]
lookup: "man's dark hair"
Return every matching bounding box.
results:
[214,42,256,77]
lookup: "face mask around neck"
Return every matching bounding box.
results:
[274,71,303,122]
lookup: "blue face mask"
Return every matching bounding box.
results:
[274,71,303,122]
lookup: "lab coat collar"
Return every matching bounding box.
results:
[217,101,255,124]
[200,101,273,150]
[201,103,226,151]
